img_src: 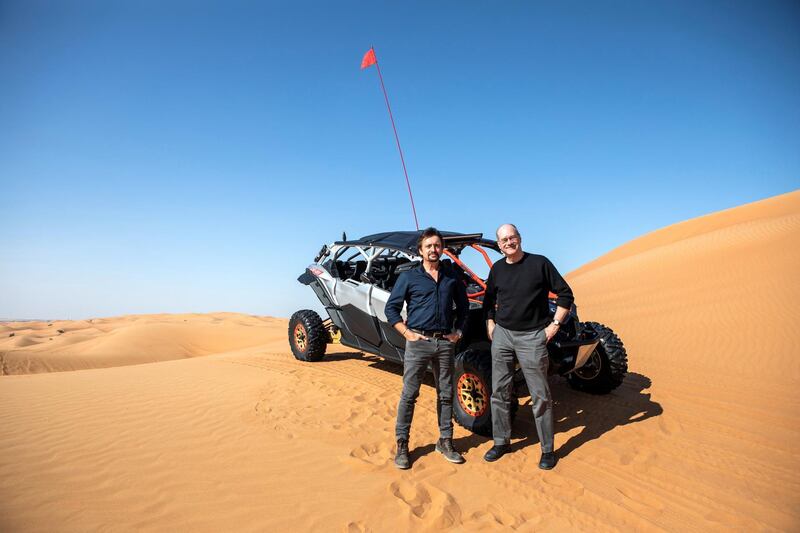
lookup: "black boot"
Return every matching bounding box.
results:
[436,438,465,464]
[483,443,510,462]
[395,438,410,469]
[539,451,557,470]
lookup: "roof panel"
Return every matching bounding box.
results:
[335,230,498,254]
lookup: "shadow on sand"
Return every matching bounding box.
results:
[511,372,662,457]
[314,352,662,460]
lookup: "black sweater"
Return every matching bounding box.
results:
[484,252,574,331]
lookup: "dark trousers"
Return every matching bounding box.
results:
[490,324,554,452]
[395,338,455,440]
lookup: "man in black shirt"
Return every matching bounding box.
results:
[482,223,574,470]
[385,227,469,469]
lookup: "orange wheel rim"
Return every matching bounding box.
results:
[294,324,307,351]
[457,372,488,417]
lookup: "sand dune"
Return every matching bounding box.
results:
[1,191,799,531]
[0,313,286,375]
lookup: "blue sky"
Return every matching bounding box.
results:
[2,0,798,319]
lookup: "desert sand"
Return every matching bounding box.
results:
[1,190,799,531]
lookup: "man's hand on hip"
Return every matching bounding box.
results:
[544,323,560,343]
[444,332,461,343]
[404,330,429,342]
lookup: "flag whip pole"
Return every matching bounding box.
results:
[363,47,420,231]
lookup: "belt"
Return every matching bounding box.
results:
[410,329,449,339]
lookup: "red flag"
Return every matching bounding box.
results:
[360,48,377,69]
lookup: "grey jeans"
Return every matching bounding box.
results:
[490,324,554,453]
[395,337,455,440]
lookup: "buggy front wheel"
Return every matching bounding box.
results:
[452,348,517,437]
[288,310,327,362]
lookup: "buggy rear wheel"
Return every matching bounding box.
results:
[567,322,627,394]
[288,310,327,362]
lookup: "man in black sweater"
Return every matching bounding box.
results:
[482,223,574,470]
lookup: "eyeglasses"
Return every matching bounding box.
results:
[498,235,520,244]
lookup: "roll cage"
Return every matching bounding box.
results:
[315,232,501,302]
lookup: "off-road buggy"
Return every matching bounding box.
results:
[289,231,627,436]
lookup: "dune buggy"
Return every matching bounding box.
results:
[289,230,628,436]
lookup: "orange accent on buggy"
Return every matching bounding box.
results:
[443,249,486,302]
[457,372,488,417]
[469,244,494,269]
[443,246,559,303]
[293,323,307,351]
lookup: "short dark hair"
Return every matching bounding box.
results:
[417,227,444,253]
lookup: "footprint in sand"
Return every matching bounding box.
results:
[253,402,272,416]
[619,447,658,466]
[349,442,390,467]
[541,474,585,498]
[470,504,519,527]
[388,480,461,527]
[389,480,431,518]
[344,521,367,532]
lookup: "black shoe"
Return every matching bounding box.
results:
[483,444,510,462]
[539,451,557,470]
[395,438,410,469]
[436,438,465,464]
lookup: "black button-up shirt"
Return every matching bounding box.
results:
[385,263,469,332]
